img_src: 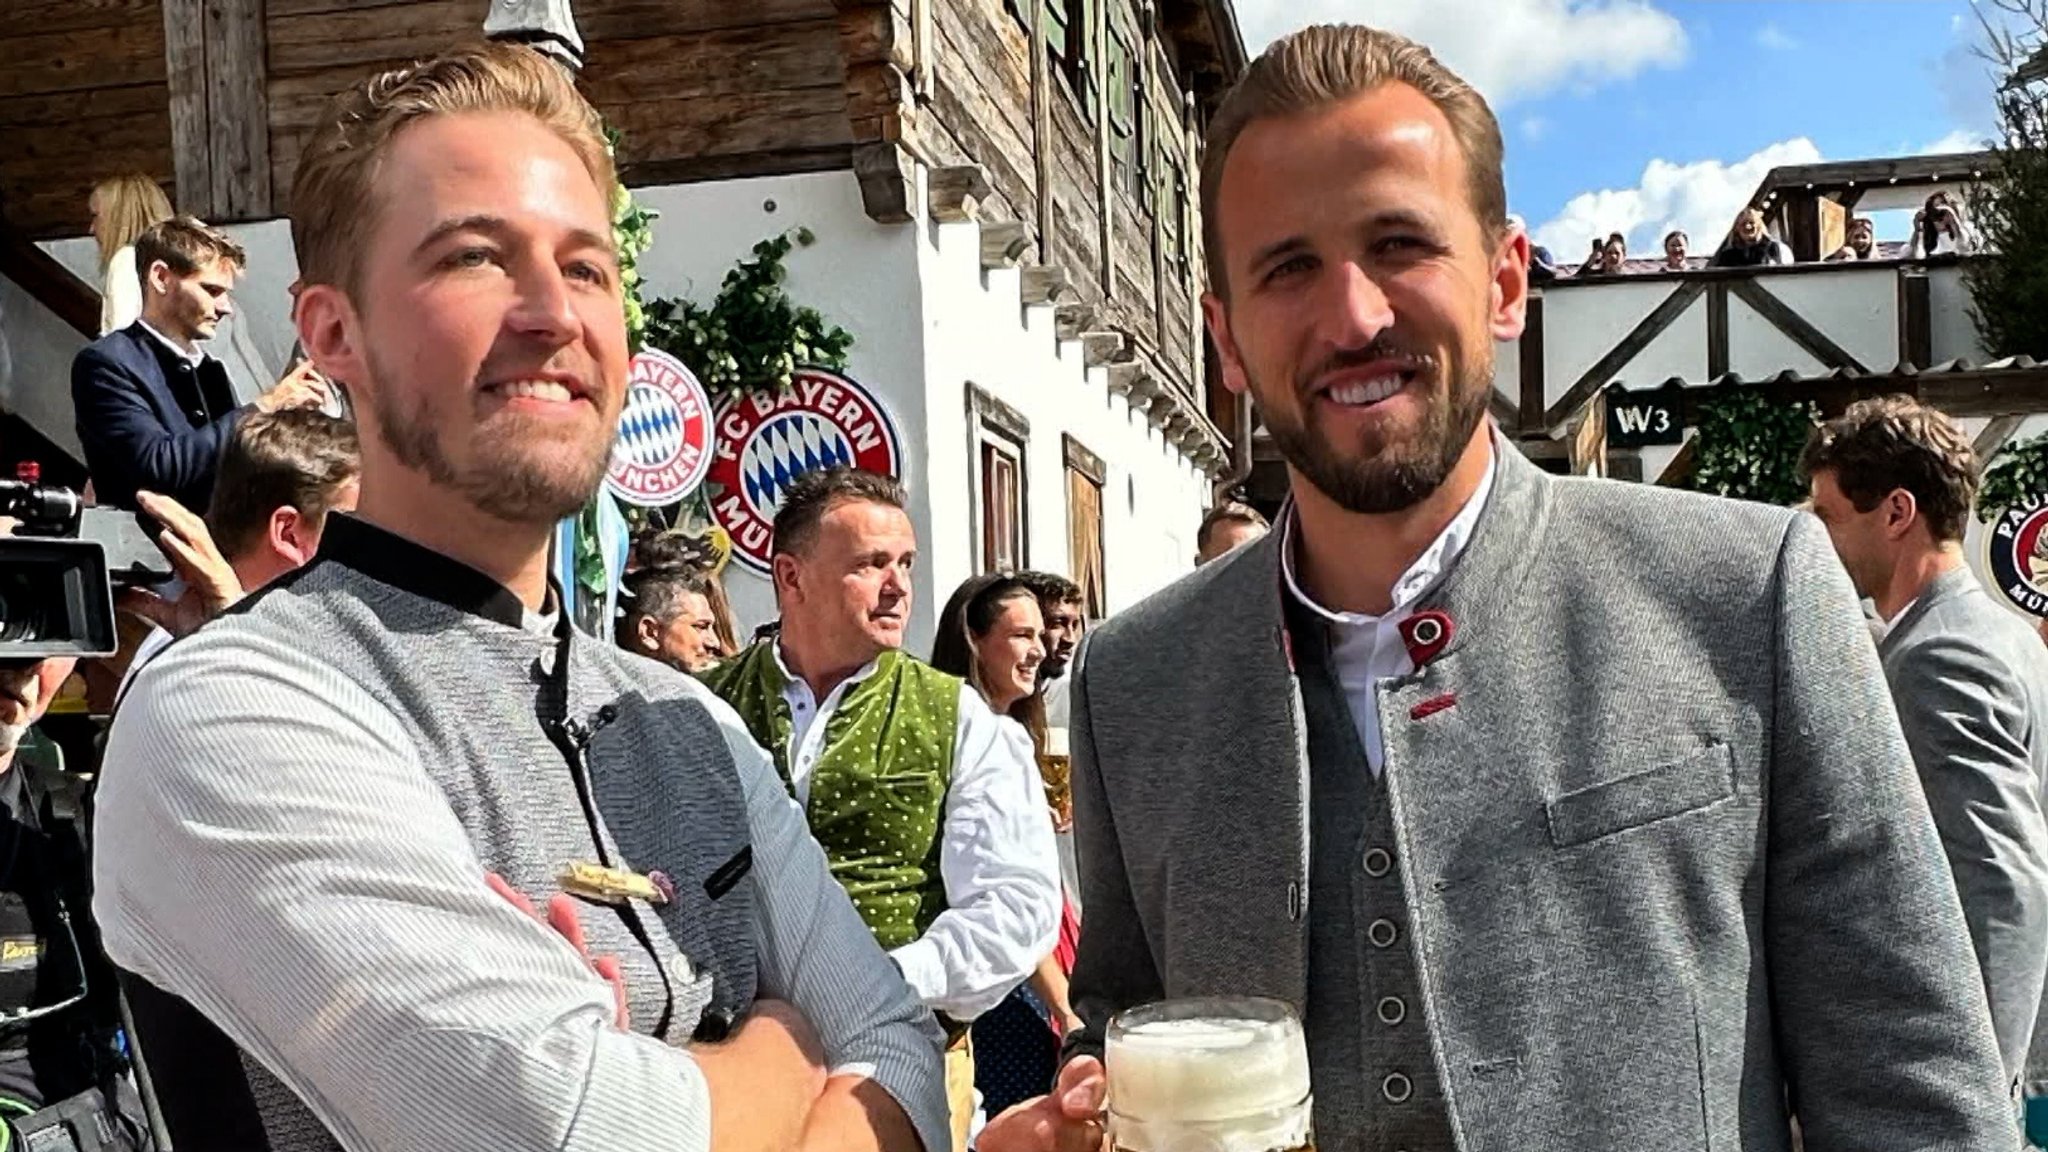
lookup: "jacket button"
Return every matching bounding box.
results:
[1368,918,1398,948]
[1377,996,1406,1026]
[1363,848,1392,877]
[1382,1072,1412,1104]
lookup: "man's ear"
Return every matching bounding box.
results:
[1202,293,1251,397]
[1490,226,1532,342]
[634,614,661,652]
[145,260,175,297]
[296,283,367,398]
[1884,489,1921,540]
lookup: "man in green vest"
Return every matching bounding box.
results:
[701,466,1060,1152]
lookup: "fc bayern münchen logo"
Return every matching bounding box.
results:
[1986,490,2048,619]
[605,349,715,508]
[705,367,904,575]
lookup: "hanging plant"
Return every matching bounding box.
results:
[607,127,658,353]
[1980,432,2048,521]
[641,228,855,398]
[1686,390,1820,507]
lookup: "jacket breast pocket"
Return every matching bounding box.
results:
[1545,743,1736,849]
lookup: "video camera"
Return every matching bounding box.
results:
[1,475,173,661]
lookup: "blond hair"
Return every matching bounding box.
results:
[89,174,173,269]
[1199,24,1507,297]
[133,216,246,280]
[290,42,614,293]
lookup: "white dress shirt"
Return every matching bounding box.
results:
[115,623,175,702]
[1281,448,1498,772]
[775,646,1061,1021]
[137,318,206,367]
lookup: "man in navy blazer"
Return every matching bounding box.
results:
[71,216,326,511]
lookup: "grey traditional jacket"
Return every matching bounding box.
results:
[1066,445,2013,1151]
[1880,566,2048,1092]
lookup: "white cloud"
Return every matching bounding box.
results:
[1234,0,1690,108]
[1521,115,1551,142]
[1755,23,1798,51]
[1530,138,1823,258]
[1919,128,1986,154]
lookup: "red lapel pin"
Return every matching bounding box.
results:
[1399,610,1454,666]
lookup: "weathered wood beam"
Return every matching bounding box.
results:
[1655,437,1698,487]
[1975,414,2026,470]
[1029,0,1053,265]
[980,221,1032,270]
[162,0,211,217]
[1080,330,1125,367]
[928,165,991,223]
[1728,277,1869,375]
[852,141,915,224]
[1706,282,1730,380]
[1021,265,1073,307]
[1899,270,1932,370]
[1055,301,1098,341]
[209,0,271,219]
[1543,279,1706,434]
[1518,292,1545,434]
[163,0,273,220]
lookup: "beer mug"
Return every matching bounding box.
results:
[1105,997,1313,1152]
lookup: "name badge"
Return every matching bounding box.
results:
[558,861,667,906]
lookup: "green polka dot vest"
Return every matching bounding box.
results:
[701,643,959,950]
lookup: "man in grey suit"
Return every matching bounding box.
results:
[982,22,2011,1152]
[1805,397,2048,1096]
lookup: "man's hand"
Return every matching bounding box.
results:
[118,491,245,638]
[484,873,629,1029]
[694,999,829,1152]
[257,359,330,414]
[978,1055,1108,1152]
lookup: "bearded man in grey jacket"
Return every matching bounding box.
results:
[982,21,2010,1152]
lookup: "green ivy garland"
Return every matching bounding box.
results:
[1980,432,2048,521]
[641,228,854,398]
[1686,390,1820,507]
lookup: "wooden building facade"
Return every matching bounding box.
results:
[1,0,1242,424]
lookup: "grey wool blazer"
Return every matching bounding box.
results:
[1880,566,2048,1092]
[1064,444,2014,1152]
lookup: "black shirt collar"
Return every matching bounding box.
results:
[316,514,533,629]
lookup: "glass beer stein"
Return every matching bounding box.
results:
[1105,997,1314,1152]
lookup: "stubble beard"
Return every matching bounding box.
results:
[366,348,614,526]
[1261,346,1493,516]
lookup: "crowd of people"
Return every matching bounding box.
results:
[1527,190,1981,282]
[0,16,2046,1152]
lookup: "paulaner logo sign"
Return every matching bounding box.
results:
[1985,491,2048,619]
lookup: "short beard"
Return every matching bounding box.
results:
[367,349,612,525]
[1039,656,1069,682]
[1263,343,1492,515]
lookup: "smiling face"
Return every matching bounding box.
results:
[299,110,627,528]
[1202,83,1526,515]
[974,594,1046,713]
[1735,209,1765,244]
[1663,232,1687,266]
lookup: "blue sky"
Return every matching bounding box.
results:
[1233,0,2008,255]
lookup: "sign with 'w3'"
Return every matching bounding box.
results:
[1605,384,1687,448]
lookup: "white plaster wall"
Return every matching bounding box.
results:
[1726,300,1827,380]
[0,274,88,460]
[1534,283,1707,406]
[628,172,930,643]
[1928,264,1991,363]
[911,168,1210,641]
[1758,267,1898,371]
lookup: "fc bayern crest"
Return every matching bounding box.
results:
[1986,491,2048,619]
[706,367,904,575]
[605,349,715,508]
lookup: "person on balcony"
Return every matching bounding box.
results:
[1661,229,1689,270]
[1908,191,1980,258]
[1712,207,1790,267]
[86,174,172,336]
[70,216,329,513]
[1826,216,1880,261]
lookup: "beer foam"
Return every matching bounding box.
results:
[1107,1015,1312,1152]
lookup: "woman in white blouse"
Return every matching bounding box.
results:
[88,174,173,335]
